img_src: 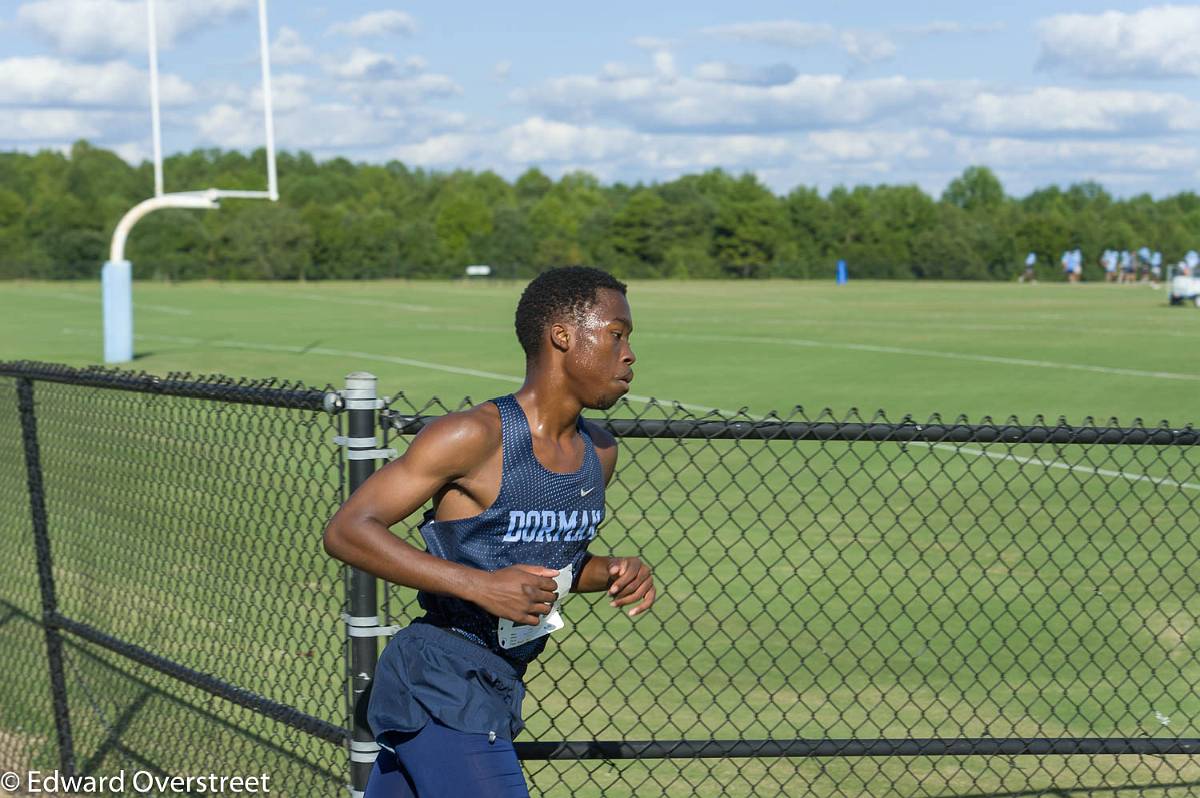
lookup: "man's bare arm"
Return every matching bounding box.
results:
[572,420,657,616]
[322,411,559,626]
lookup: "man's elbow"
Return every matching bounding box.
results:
[322,514,353,561]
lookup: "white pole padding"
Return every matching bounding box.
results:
[102,260,133,364]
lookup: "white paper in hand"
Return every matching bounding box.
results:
[497,566,574,650]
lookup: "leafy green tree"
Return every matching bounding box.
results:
[8,139,1200,284]
[610,189,670,268]
[712,174,786,277]
[216,203,312,280]
[942,166,1006,212]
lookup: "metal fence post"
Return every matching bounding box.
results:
[15,377,76,776]
[336,372,397,798]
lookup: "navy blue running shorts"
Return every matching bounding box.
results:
[367,621,527,744]
[364,718,529,798]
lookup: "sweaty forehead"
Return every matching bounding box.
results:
[573,289,632,327]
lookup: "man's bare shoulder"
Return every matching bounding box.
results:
[407,401,502,475]
[583,418,618,479]
[583,418,617,451]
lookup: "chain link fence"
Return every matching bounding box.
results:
[2,360,1199,796]
[381,394,1200,797]
[0,362,346,798]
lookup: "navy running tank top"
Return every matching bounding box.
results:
[415,394,604,667]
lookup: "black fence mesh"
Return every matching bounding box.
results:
[0,375,55,787]
[2,363,1198,797]
[381,394,1200,797]
[0,364,346,797]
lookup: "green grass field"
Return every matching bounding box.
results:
[2,279,1199,797]
[2,278,1198,424]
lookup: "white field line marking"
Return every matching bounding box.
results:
[912,442,1200,493]
[221,287,433,313]
[56,327,1196,493]
[750,316,1200,339]
[59,329,736,414]
[40,291,192,316]
[646,331,1200,382]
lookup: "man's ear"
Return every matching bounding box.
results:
[550,321,571,353]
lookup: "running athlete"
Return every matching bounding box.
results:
[322,266,656,798]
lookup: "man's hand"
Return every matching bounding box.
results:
[606,557,656,617]
[471,565,561,626]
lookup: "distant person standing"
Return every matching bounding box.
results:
[1060,251,1071,281]
[1066,249,1082,283]
[1120,250,1134,284]
[1020,252,1037,283]
[1101,250,1117,283]
[1150,251,1163,286]
[1138,247,1153,282]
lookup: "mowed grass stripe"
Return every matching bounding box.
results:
[3,279,1197,423]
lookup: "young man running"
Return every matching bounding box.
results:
[323,266,656,797]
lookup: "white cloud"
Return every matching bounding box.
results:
[327,48,424,80]
[693,62,798,87]
[110,139,151,163]
[272,27,314,67]
[340,73,462,105]
[391,133,483,167]
[518,69,953,133]
[519,52,1200,145]
[376,110,1200,197]
[17,0,253,59]
[1037,6,1200,78]
[806,128,939,162]
[327,10,416,38]
[0,108,104,141]
[198,100,400,151]
[652,50,677,80]
[394,116,794,177]
[953,136,1199,176]
[0,56,195,107]
[840,31,897,64]
[251,74,310,114]
[196,73,468,156]
[502,117,640,163]
[702,21,835,49]
[940,86,1200,136]
[321,49,460,104]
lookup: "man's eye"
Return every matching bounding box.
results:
[612,331,622,339]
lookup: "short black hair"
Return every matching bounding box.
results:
[515,266,627,359]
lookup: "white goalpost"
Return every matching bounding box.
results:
[103,0,278,363]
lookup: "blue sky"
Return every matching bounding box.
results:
[3,1,1200,197]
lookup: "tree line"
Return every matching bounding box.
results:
[2,140,1198,282]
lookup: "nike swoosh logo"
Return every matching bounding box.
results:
[580,487,595,497]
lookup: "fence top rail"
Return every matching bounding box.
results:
[383,409,1199,446]
[0,360,331,411]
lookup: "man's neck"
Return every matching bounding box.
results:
[514,374,583,440]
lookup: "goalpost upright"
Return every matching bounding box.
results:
[102,0,278,363]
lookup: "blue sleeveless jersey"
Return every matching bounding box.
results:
[415,394,604,666]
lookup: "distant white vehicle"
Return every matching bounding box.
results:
[464,264,492,277]
[1168,271,1200,306]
